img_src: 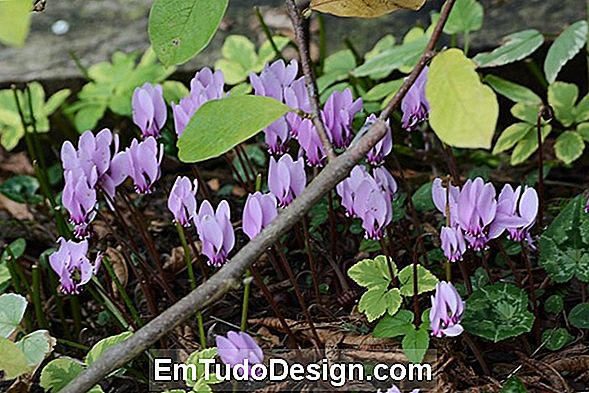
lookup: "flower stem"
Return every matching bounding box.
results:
[176,222,206,348]
[102,256,143,328]
[32,265,48,329]
[240,269,252,331]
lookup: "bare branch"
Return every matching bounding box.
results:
[285,0,336,161]
[60,1,456,392]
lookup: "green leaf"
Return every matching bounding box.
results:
[44,89,71,115]
[363,79,404,102]
[554,131,585,164]
[500,376,528,393]
[347,255,397,289]
[359,239,382,253]
[578,122,589,142]
[401,326,430,363]
[365,35,396,60]
[0,175,41,204]
[16,330,56,367]
[353,36,428,79]
[540,196,589,283]
[0,337,30,379]
[1,239,27,263]
[510,125,551,166]
[427,49,499,149]
[544,20,588,84]
[397,265,439,296]
[493,123,533,154]
[548,82,579,127]
[569,303,589,329]
[149,0,228,66]
[544,294,564,314]
[411,182,434,212]
[444,0,483,35]
[162,81,189,104]
[0,0,33,47]
[185,348,220,386]
[474,30,543,68]
[358,287,402,322]
[40,358,104,393]
[178,96,291,163]
[317,50,356,92]
[511,103,540,124]
[0,293,27,338]
[483,75,542,105]
[373,310,414,338]
[86,331,133,366]
[541,328,573,351]
[574,94,589,123]
[462,283,535,342]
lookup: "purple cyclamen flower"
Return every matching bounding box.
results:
[432,178,460,225]
[297,118,327,167]
[372,166,398,199]
[242,192,278,240]
[456,177,497,251]
[167,176,198,227]
[216,331,264,377]
[401,66,430,131]
[62,170,98,238]
[284,77,311,138]
[132,83,167,138]
[321,88,363,149]
[430,281,465,338]
[353,176,393,240]
[377,385,420,393]
[268,154,306,207]
[440,226,467,262]
[60,128,127,201]
[124,137,163,194]
[194,200,235,267]
[488,184,538,242]
[173,68,225,136]
[336,165,370,217]
[250,60,299,154]
[366,114,393,166]
[49,238,101,294]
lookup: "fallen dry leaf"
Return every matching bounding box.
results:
[0,193,33,220]
[106,247,128,293]
[309,0,426,18]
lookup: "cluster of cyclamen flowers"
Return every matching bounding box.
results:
[432,177,539,262]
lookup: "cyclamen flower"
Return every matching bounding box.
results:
[401,66,430,131]
[432,178,460,225]
[456,178,497,250]
[124,137,163,194]
[194,200,235,267]
[242,192,278,240]
[284,77,311,138]
[132,83,167,138]
[268,154,306,207]
[366,114,393,166]
[430,281,465,338]
[440,226,467,262]
[216,331,264,377]
[250,60,299,154]
[488,184,538,242]
[167,176,198,227]
[353,176,393,240]
[62,170,97,238]
[372,166,398,199]
[297,118,326,167]
[49,238,101,294]
[321,89,362,149]
[173,68,225,136]
[337,165,370,217]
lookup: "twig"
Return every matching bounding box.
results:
[60,0,457,390]
[285,0,335,161]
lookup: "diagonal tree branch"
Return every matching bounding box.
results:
[61,1,456,392]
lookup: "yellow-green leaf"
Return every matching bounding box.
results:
[427,49,499,149]
[0,337,30,379]
[554,130,585,164]
[493,123,533,154]
[0,0,33,47]
[309,0,426,18]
